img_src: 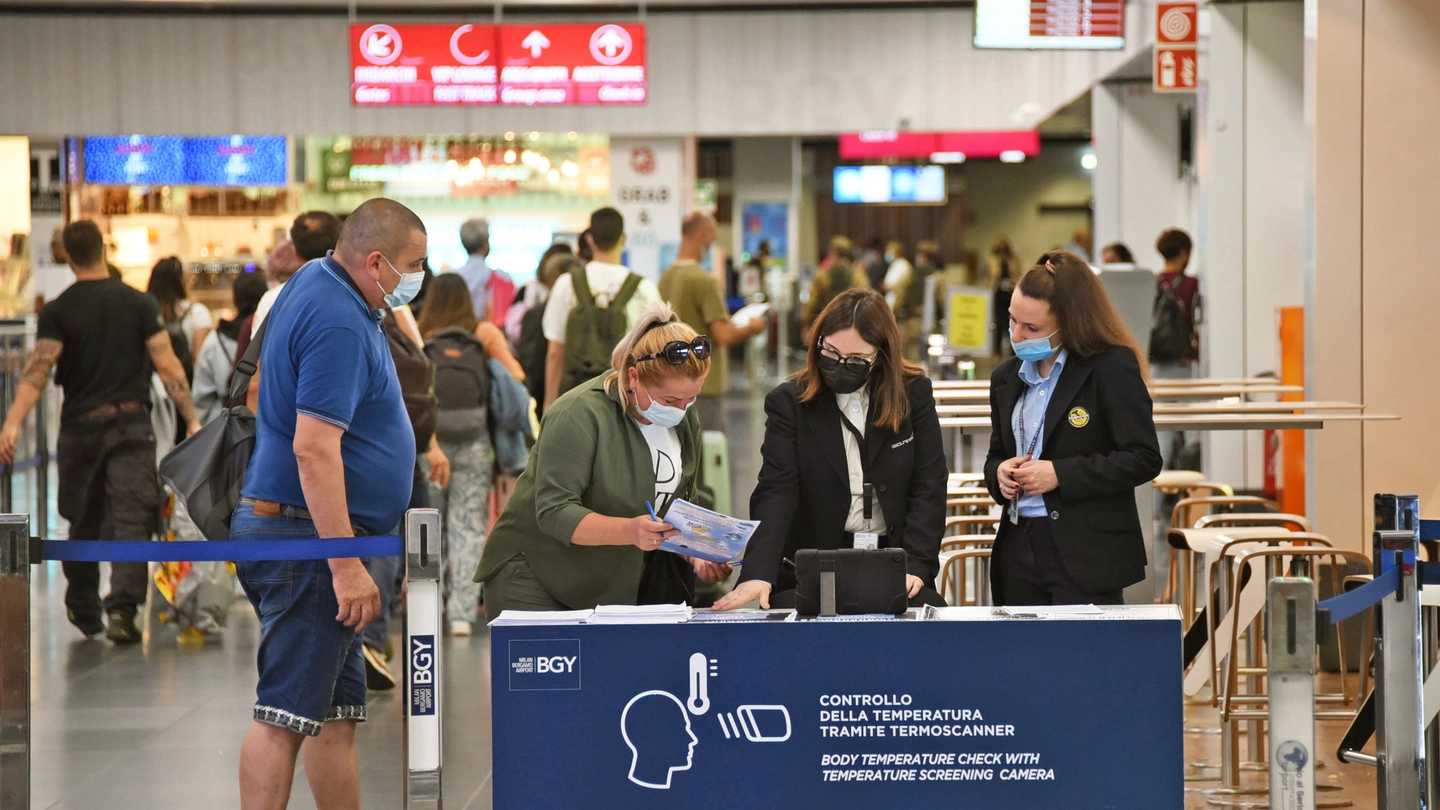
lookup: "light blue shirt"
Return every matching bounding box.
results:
[455,253,493,316]
[1012,349,1068,518]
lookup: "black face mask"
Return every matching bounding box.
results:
[818,354,871,394]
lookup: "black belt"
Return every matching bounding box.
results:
[77,401,148,423]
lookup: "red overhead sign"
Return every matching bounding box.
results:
[838,130,1041,161]
[1153,2,1198,92]
[350,22,646,107]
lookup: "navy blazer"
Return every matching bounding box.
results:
[742,375,948,593]
[983,346,1163,600]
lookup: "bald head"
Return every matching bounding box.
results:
[678,211,717,261]
[335,197,429,309]
[337,198,426,260]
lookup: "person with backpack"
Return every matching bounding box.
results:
[1150,228,1201,379]
[147,256,210,381]
[803,236,870,336]
[193,272,268,425]
[519,251,579,418]
[541,207,661,411]
[894,240,943,360]
[418,273,528,635]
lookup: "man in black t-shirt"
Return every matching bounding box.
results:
[0,220,200,644]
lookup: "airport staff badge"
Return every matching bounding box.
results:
[1068,407,1090,428]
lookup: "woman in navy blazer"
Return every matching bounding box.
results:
[716,288,948,610]
[984,251,1163,605]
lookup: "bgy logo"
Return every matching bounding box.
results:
[409,634,437,717]
[509,639,582,691]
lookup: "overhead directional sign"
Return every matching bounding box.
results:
[350,22,647,107]
[498,23,647,106]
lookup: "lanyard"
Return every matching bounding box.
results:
[1011,385,1044,523]
[838,412,874,527]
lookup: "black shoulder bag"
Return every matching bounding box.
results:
[157,318,268,540]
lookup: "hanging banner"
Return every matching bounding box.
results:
[609,138,683,282]
[350,22,646,107]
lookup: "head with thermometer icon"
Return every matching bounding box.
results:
[622,652,792,789]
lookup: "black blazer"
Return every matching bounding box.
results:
[983,346,1163,601]
[742,375,948,593]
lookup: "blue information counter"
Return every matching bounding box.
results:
[490,607,1183,809]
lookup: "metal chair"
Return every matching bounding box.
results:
[939,547,993,607]
[1208,545,1371,800]
[1163,496,1282,620]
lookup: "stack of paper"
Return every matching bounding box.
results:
[489,609,594,626]
[730,302,771,328]
[589,604,694,624]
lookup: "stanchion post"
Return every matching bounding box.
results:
[1267,577,1316,810]
[0,513,31,810]
[1374,493,1427,808]
[403,508,443,810]
[34,386,47,539]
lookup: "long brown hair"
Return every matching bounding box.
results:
[1017,250,1149,377]
[605,302,711,410]
[796,287,924,432]
[416,273,478,340]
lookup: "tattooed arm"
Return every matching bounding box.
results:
[148,331,203,436]
[0,338,61,463]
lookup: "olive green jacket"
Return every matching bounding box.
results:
[473,372,702,608]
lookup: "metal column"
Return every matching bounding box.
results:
[1374,493,1427,809]
[0,514,31,810]
[1268,577,1316,810]
[403,508,444,809]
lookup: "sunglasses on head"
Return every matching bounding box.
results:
[637,335,713,365]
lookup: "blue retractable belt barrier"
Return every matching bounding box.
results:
[37,536,404,563]
[1423,519,1440,542]
[1316,561,1440,625]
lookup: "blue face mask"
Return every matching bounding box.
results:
[380,254,426,309]
[637,384,690,429]
[1011,330,1059,363]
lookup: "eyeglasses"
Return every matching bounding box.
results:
[637,336,713,365]
[817,338,877,372]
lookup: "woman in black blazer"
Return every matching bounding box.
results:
[984,250,1163,606]
[715,288,948,610]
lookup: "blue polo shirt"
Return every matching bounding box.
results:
[242,256,414,535]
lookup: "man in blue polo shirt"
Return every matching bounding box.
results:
[233,198,427,809]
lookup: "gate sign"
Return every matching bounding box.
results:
[1154,3,1198,93]
[498,24,647,106]
[350,22,646,107]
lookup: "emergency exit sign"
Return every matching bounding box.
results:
[1154,2,1198,92]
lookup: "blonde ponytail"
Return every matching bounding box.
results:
[606,302,710,409]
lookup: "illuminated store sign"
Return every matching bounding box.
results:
[350,22,647,107]
[83,135,288,186]
[838,131,1041,162]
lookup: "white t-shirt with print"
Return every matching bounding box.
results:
[635,419,682,510]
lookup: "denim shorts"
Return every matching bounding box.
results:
[232,502,367,736]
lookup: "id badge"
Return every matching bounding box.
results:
[853,532,879,550]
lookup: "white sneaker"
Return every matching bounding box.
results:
[450,620,473,637]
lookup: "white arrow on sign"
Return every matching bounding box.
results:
[594,28,625,58]
[521,30,551,59]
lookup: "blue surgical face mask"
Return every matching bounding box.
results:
[1011,330,1059,362]
[380,254,426,308]
[637,384,690,429]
